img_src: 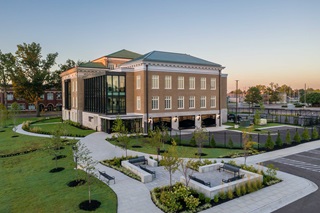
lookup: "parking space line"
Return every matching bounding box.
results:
[273,158,320,173]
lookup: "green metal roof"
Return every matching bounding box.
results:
[78,62,106,68]
[126,51,222,67]
[106,49,142,59]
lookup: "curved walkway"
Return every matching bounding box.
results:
[15,126,319,213]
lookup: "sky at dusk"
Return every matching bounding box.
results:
[0,0,319,92]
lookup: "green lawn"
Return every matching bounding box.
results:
[109,137,243,158]
[30,122,95,137]
[0,147,117,212]
[225,122,286,132]
[0,119,117,212]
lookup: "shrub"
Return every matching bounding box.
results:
[227,188,234,199]
[266,164,278,178]
[265,132,274,150]
[251,179,258,191]
[184,195,200,211]
[240,184,247,195]
[275,131,283,147]
[246,179,253,193]
[205,197,211,204]
[302,128,310,141]
[160,191,182,212]
[312,127,319,140]
[22,121,31,130]
[256,179,263,189]
[218,190,226,200]
[213,195,219,203]
[235,185,242,197]
[210,136,216,148]
[294,117,299,125]
[227,137,233,149]
[293,131,301,143]
[190,134,196,147]
[286,130,292,145]
[284,115,288,123]
[213,160,217,163]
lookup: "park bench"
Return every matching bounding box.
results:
[98,171,115,185]
[189,175,211,187]
[222,174,244,183]
[139,165,156,179]
[129,156,148,165]
[218,163,240,177]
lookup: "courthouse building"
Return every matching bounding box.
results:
[60,49,227,133]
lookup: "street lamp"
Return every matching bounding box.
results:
[235,80,239,124]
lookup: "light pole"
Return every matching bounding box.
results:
[235,80,239,124]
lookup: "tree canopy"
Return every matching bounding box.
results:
[244,86,262,106]
[10,42,58,117]
[0,51,15,107]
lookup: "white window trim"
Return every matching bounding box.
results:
[136,75,141,90]
[178,76,184,90]
[201,77,206,90]
[200,96,206,108]
[189,77,195,90]
[210,96,216,108]
[152,75,159,89]
[189,96,195,109]
[165,96,172,110]
[211,78,216,90]
[152,96,159,110]
[137,96,141,110]
[165,76,172,89]
[178,96,184,109]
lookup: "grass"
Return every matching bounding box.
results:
[0,146,117,212]
[29,122,95,136]
[0,118,117,212]
[225,122,286,132]
[109,137,243,158]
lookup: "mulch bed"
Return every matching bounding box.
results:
[79,200,101,211]
[67,179,86,187]
[49,167,65,173]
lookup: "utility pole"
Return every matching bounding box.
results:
[304,83,307,107]
[235,80,239,124]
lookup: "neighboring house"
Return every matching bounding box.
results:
[60,49,228,133]
[0,86,62,111]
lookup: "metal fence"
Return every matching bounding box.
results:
[168,126,320,150]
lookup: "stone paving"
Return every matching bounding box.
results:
[15,125,320,213]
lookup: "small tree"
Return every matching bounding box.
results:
[254,110,261,125]
[302,128,310,141]
[242,125,257,165]
[293,131,301,143]
[286,129,292,145]
[149,127,163,160]
[48,124,64,170]
[284,115,288,124]
[275,131,283,147]
[312,127,319,140]
[189,134,196,147]
[78,144,98,204]
[73,141,90,182]
[228,137,233,149]
[10,102,20,132]
[265,132,274,150]
[0,104,9,128]
[178,158,196,187]
[193,127,208,160]
[210,135,216,148]
[160,140,180,188]
[112,116,130,157]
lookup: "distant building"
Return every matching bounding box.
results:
[0,86,62,111]
[60,49,228,133]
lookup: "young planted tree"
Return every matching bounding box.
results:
[10,42,58,117]
[302,128,310,142]
[77,144,98,207]
[275,131,283,147]
[0,104,9,129]
[10,102,20,132]
[228,137,234,149]
[242,125,257,165]
[312,127,319,140]
[72,141,89,184]
[193,127,208,160]
[149,127,163,160]
[178,158,196,187]
[160,141,180,188]
[286,129,292,145]
[265,132,275,150]
[189,134,196,147]
[112,116,130,157]
[210,134,216,148]
[293,131,301,143]
[48,124,64,172]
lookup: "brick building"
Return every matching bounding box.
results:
[60,49,228,133]
[0,86,62,111]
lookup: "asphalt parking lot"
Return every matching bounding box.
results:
[264,148,320,213]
